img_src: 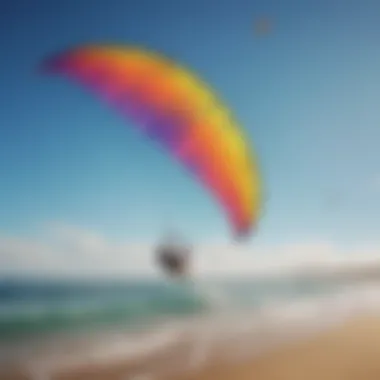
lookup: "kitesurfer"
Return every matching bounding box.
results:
[155,235,192,278]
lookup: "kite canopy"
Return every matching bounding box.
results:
[42,45,261,239]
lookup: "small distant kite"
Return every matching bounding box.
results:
[253,17,273,36]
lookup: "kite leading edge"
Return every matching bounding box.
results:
[42,45,262,242]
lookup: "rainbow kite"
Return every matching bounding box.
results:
[42,45,261,240]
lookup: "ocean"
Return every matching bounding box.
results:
[1,276,379,377]
[0,276,338,341]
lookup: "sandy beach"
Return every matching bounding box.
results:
[3,307,380,380]
[181,316,380,380]
[55,316,380,380]
[2,282,380,380]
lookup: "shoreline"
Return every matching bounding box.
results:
[5,314,380,380]
[2,282,380,380]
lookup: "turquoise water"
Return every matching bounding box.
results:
[0,277,341,341]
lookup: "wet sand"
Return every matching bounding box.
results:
[3,314,380,380]
[182,316,380,380]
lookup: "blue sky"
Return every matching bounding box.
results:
[0,0,380,255]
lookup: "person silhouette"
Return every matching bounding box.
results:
[155,233,192,278]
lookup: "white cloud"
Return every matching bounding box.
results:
[0,223,379,278]
[195,241,380,277]
[0,224,156,278]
